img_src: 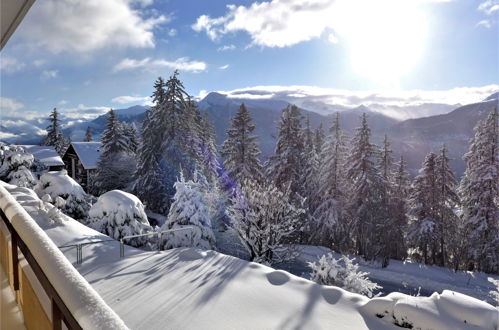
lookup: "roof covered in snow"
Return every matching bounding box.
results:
[18,145,64,167]
[70,142,102,170]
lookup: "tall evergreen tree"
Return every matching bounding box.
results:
[267,105,305,197]
[123,122,138,153]
[44,108,67,154]
[459,108,499,273]
[435,145,459,267]
[221,103,263,187]
[313,113,349,249]
[389,156,411,260]
[314,123,325,154]
[346,113,387,260]
[93,109,136,194]
[84,126,93,142]
[407,153,439,264]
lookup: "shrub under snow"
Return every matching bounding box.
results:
[309,253,381,297]
[34,170,92,220]
[0,145,37,188]
[87,190,151,247]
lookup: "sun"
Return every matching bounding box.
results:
[334,0,428,85]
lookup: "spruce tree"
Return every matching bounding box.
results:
[313,113,350,249]
[346,113,387,260]
[459,108,498,273]
[407,153,439,264]
[389,156,410,260]
[314,123,325,154]
[160,173,216,250]
[267,104,305,197]
[44,108,67,154]
[221,103,263,187]
[84,126,93,142]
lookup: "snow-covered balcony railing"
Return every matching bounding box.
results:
[0,184,128,330]
[58,227,194,264]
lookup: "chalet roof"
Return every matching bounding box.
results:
[18,145,64,167]
[71,142,102,170]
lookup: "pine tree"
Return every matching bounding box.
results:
[267,105,305,197]
[93,109,136,194]
[313,113,349,249]
[459,108,498,273]
[123,122,138,153]
[407,153,439,264]
[346,113,387,260]
[435,145,459,267]
[84,126,93,142]
[44,108,67,154]
[160,173,216,250]
[302,115,320,211]
[314,123,325,154]
[221,103,263,187]
[389,156,411,260]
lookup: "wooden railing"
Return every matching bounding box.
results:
[1,208,82,330]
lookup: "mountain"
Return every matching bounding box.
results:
[388,95,498,175]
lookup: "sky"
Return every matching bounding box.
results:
[0,0,498,119]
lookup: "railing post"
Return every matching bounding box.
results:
[120,239,124,258]
[157,232,161,251]
[52,298,62,330]
[11,230,19,290]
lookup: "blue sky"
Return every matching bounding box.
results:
[0,0,498,118]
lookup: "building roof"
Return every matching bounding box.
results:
[18,145,64,167]
[70,142,102,170]
[1,0,36,50]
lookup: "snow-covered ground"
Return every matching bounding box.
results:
[2,182,498,330]
[277,246,499,305]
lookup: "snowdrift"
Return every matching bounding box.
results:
[1,181,498,330]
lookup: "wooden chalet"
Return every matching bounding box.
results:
[62,142,101,191]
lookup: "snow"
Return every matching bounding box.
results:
[0,182,127,329]
[17,145,64,167]
[1,182,497,330]
[35,171,87,199]
[70,142,102,170]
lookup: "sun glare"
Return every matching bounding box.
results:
[335,0,428,85]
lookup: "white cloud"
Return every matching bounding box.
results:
[476,19,492,28]
[61,104,110,120]
[58,100,68,105]
[41,70,58,79]
[168,28,177,37]
[217,44,236,51]
[328,32,339,44]
[16,0,168,53]
[0,57,26,73]
[478,0,499,14]
[33,59,46,67]
[0,97,24,111]
[219,64,230,70]
[112,95,151,104]
[113,57,207,73]
[192,0,449,48]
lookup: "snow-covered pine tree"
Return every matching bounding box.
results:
[229,179,305,265]
[0,145,37,188]
[199,111,220,183]
[160,173,216,250]
[459,107,498,273]
[134,77,170,214]
[314,123,325,155]
[389,155,411,260]
[44,108,67,154]
[221,103,263,187]
[407,152,439,264]
[346,113,388,261]
[123,122,138,153]
[84,126,93,142]
[93,109,136,194]
[435,145,460,267]
[267,104,305,197]
[301,115,320,213]
[313,112,349,249]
